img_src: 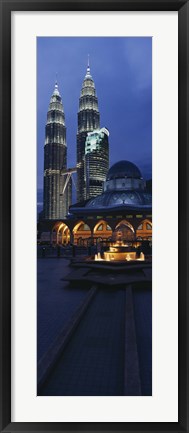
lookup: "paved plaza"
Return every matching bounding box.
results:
[37,258,88,361]
[37,258,152,396]
[39,288,126,396]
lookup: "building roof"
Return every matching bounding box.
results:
[85,190,151,209]
[69,190,152,216]
[107,160,142,181]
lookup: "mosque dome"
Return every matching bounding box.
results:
[85,190,151,209]
[107,160,142,181]
[69,160,151,215]
[104,160,145,194]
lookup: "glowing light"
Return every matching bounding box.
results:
[94,253,104,261]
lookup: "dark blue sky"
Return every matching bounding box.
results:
[37,37,152,190]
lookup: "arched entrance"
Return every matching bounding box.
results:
[52,222,71,245]
[73,221,91,245]
[93,220,112,242]
[136,219,152,240]
[113,220,135,242]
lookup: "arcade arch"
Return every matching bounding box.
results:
[136,219,152,240]
[52,222,71,245]
[113,219,135,242]
[72,221,91,245]
[93,220,113,241]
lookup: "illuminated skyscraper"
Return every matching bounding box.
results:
[77,60,100,202]
[85,128,109,199]
[43,81,70,219]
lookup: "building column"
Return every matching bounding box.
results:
[66,229,69,245]
[50,231,53,246]
[70,231,74,245]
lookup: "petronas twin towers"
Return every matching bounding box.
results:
[43,61,109,220]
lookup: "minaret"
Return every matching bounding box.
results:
[77,58,100,202]
[43,81,68,219]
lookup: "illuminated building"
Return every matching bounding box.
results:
[39,160,152,245]
[43,81,71,219]
[85,127,109,199]
[77,60,100,202]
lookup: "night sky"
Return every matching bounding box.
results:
[37,37,152,194]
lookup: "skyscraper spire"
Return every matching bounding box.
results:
[87,54,90,72]
[76,60,100,202]
[85,54,92,79]
[53,78,60,96]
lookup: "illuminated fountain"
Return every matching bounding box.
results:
[92,224,147,263]
[94,252,104,261]
[94,241,145,262]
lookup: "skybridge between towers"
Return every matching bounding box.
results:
[60,167,77,197]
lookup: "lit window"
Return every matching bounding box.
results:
[78,224,90,231]
[146,223,152,230]
[97,224,103,231]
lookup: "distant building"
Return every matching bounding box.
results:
[43,81,71,219]
[77,60,100,202]
[85,128,109,199]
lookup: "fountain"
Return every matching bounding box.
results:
[94,240,145,262]
[94,252,104,261]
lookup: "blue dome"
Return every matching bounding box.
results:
[85,190,152,209]
[107,160,142,181]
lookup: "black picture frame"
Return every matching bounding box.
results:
[0,0,188,432]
